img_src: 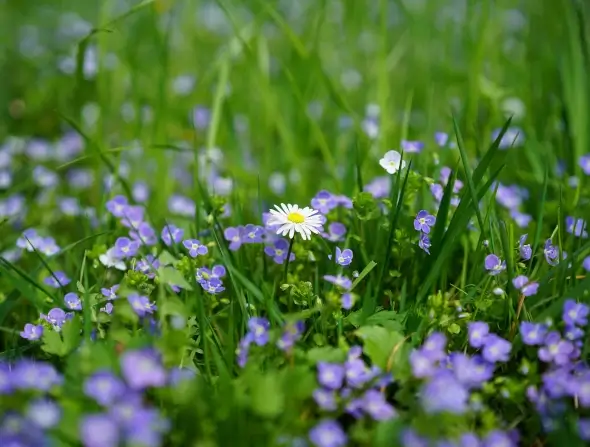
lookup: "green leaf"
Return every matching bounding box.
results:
[62,317,82,354]
[159,296,189,320]
[280,366,316,402]
[158,250,177,266]
[250,373,284,418]
[42,330,65,356]
[351,260,378,291]
[306,346,346,364]
[356,326,404,370]
[158,266,193,291]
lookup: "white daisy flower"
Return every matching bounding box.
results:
[379,150,407,175]
[268,203,323,240]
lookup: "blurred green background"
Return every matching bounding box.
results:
[0,0,588,197]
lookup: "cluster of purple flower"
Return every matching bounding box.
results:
[78,348,176,447]
[21,306,75,340]
[236,317,305,368]
[15,228,61,257]
[0,360,63,445]
[308,346,395,447]
[493,182,532,228]
[406,329,517,445]
[414,210,436,255]
[521,300,590,439]
[323,274,354,309]
[430,166,463,209]
[196,265,226,294]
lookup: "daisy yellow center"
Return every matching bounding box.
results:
[287,212,305,224]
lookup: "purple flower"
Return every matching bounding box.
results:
[264,238,295,264]
[80,414,120,447]
[422,332,447,360]
[401,140,424,153]
[309,420,347,447]
[168,194,196,217]
[435,131,451,147]
[420,372,469,414]
[430,183,444,202]
[580,154,590,175]
[566,216,588,238]
[451,354,494,389]
[201,278,225,294]
[360,389,397,420]
[242,224,264,243]
[345,358,372,388]
[341,293,354,310]
[129,222,158,246]
[519,234,532,260]
[468,322,489,348]
[334,247,353,266]
[64,292,82,310]
[519,322,547,345]
[538,332,574,365]
[563,299,589,327]
[583,256,590,272]
[127,293,156,317]
[317,362,345,390]
[277,321,304,351]
[106,195,129,217]
[224,226,244,251]
[236,337,251,368]
[313,388,337,411]
[565,325,584,341]
[511,210,532,228]
[521,282,539,296]
[578,418,590,441]
[113,237,140,258]
[12,360,62,391]
[414,210,436,234]
[20,323,43,341]
[482,334,512,363]
[182,239,208,257]
[364,176,391,199]
[123,408,169,447]
[570,373,590,406]
[248,317,270,346]
[84,371,126,406]
[311,190,337,214]
[511,275,539,296]
[26,398,61,429]
[482,430,518,447]
[492,126,524,149]
[418,233,431,254]
[322,222,347,242]
[484,254,505,275]
[324,274,352,291]
[161,224,184,246]
[401,429,429,447]
[544,239,559,266]
[410,350,437,378]
[43,271,70,288]
[44,308,68,330]
[120,205,145,230]
[101,302,114,314]
[120,349,167,390]
[101,284,120,300]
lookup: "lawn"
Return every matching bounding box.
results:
[1,0,590,446]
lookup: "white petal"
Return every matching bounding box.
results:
[288,226,295,239]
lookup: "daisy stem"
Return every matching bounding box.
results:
[283,238,295,283]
